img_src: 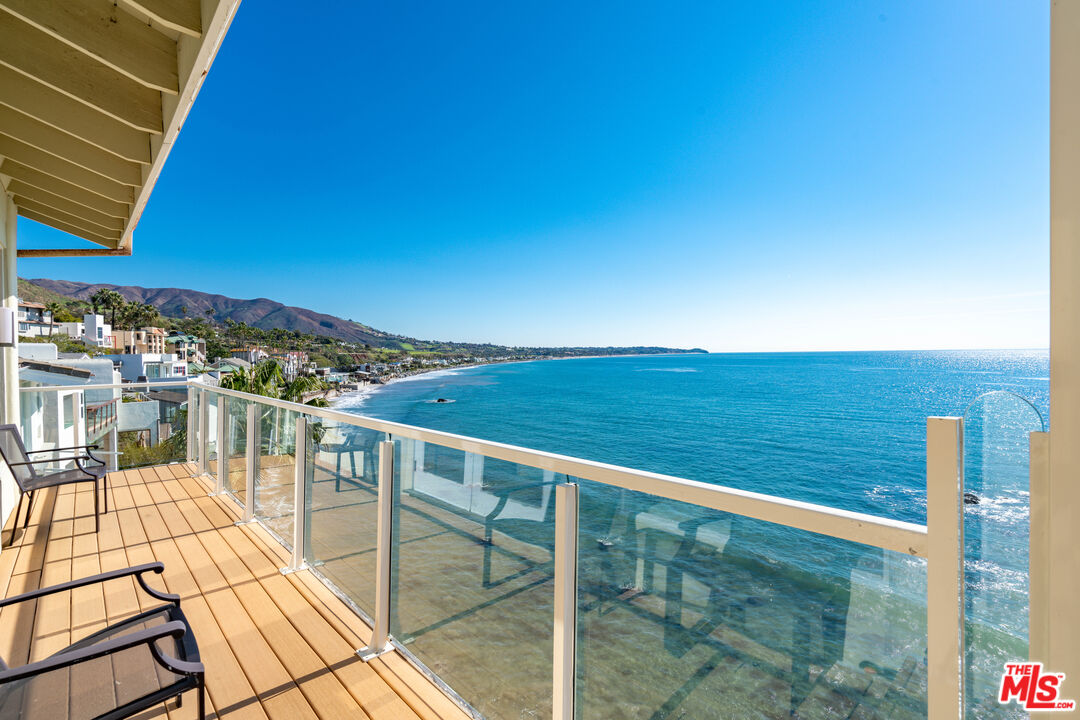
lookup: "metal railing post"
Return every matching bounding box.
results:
[186,385,196,463]
[197,389,209,476]
[282,416,309,574]
[213,395,228,495]
[237,402,257,524]
[927,417,964,720]
[360,438,396,660]
[553,482,579,720]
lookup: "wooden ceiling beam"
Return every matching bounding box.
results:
[0,0,178,94]
[0,136,135,203]
[118,0,202,39]
[7,180,125,231]
[0,106,143,186]
[0,14,163,133]
[14,195,122,236]
[17,208,120,248]
[1,160,130,219]
[0,66,151,165]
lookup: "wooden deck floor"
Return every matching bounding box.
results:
[0,463,472,720]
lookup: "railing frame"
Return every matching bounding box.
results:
[212,394,228,496]
[237,402,257,525]
[359,438,396,660]
[186,386,196,463]
[197,388,209,477]
[20,379,963,720]
[926,417,964,719]
[552,482,579,720]
[199,383,930,556]
[282,415,309,574]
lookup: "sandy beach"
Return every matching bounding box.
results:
[330,364,486,411]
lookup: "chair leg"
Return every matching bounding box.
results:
[22,491,34,530]
[103,474,109,514]
[94,480,100,533]
[7,493,24,547]
[198,679,206,720]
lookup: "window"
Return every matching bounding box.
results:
[18,323,27,332]
[63,395,75,430]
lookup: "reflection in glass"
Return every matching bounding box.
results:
[18,386,188,471]
[254,405,298,545]
[575,479,928,719]
[306,420,385,616]
[224,397,249,503]
[390,438,558,718]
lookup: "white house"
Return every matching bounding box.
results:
[58,313,114,348]
[17,343,123,466]
[104,353,188,382]
[17,301,55,338]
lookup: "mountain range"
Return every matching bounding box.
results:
[27,278,405,346]
[22,278,707,356]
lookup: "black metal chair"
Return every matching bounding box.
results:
[0,562,205,720]
[0,424,108,543]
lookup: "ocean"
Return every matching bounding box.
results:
[333,350,1047,718]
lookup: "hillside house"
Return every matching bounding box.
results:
[16,300,54,338]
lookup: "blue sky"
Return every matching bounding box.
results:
[18,2,1049,351]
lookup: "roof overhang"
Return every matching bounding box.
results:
[0,0,241,253]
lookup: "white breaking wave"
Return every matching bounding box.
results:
[634,367,699,373]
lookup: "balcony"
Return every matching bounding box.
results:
[5,380,1008,719]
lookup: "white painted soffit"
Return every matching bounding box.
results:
[0,0,241,253]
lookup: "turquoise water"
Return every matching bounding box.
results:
[336,350,1048,718]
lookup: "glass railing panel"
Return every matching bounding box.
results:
[114,384,187,469]
[390,438,557,718]
[305,419,385,616]
[189,389,200,468]
[19,386,188,471]
[574,478,928,720]
[224,396,250,504]
[962,391,1043,719]
[254,403,298,545]
[205,392,218,481]
[17,388,93,464]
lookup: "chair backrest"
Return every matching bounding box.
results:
[0,425,36,489]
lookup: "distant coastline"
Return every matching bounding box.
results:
[332,362,491,411]
[330,351,718,411]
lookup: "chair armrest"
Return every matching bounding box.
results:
[0,620,194,684]
[8,455,92,467]
[26,445,99,454]
[148,639,205,677]
[0,563,175,608]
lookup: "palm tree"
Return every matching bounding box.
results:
[93,289,126,329]
[138,303,160,329]
[90,288,124,325]
[179,305,188,318]
[204,307,216,324]
[218,359,328,407]
[44,301,61,337]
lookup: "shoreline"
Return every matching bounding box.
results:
[331,362,491,410]
[329,352,707,411]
